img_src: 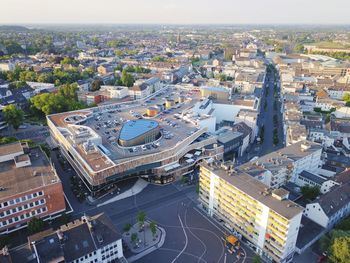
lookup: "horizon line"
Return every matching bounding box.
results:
[1,22,350,27]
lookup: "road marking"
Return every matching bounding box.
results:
[241,246,247,263]
[184,201,207,263]
[171,214,188,263]
[160,248,208,263]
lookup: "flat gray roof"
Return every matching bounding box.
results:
[202,162,304,220]
[0,146,60,200]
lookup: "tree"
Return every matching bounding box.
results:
[181,175,188,184]
[3,104,24,130]
[319,235,331,252]
[0,235,9,249]
[151,56,165,62]
[343,94,350,107]
[60,57,78,66]
[336,217,350,231]
[217,74,227,82]
[294,44,305,53]
[30,84,85,115]
[123,223,132,233]
[121,69,134,87]
[59,212,71,225]
[27,217,45,234]
[253,255,262,263]
[301,185,320,201]
[150,221,157,239]
[37,72,54,83]
[0,136,18,145]
[131,233,138,245]
[90,79,103,91]
[58,83,78,100]
[329,231,350,263]
[137,210,146,229]
[343,93,350,101]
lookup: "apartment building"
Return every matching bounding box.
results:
[0,142,66,234]
[28,213,125,263]
[199,162,303,263]
[129,77,162,99]
[237,141,323,188]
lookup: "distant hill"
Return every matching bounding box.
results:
[0,25,30,32]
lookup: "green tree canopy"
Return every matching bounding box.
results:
[27,217,45,234]
[3,104,24,130]
[0,235,9,249]
[329,231,350,263]
[301,185,320,201]
[137,210,146,228]
[90,79,103,91]
[150,221,157,237]
[123,223,132,233]
[294,44,305,53]
[60,57,79,66]
[121,69,135,87]
[131,233,138,244]
[253,255,262,263]
[30,83,86,115]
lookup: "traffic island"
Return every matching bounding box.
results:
[123,221,166,263]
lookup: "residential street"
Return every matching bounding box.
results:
[237,64,284,165]
[259,65,284,155]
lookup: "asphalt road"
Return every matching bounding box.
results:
[236,66,284,165]
[58,173,255,263]
[259,68,284,155]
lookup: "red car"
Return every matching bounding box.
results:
[317,255,326,263]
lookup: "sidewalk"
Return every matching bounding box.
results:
[97,178,149,207]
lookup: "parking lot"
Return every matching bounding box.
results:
[83,85,203,161]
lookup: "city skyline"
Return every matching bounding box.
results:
[2,0,350,25]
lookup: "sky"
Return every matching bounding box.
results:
[2,0,350,25]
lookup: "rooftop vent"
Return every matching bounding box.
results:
[301,142,311,151]
[97,234,103,244]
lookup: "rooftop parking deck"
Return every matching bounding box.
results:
[47,85,209,173]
